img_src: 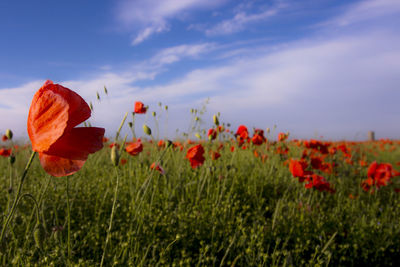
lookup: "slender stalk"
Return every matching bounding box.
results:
[66,175,71,266]
[0,151,36,242]
[100,167,120,267]
[115,112,128,141]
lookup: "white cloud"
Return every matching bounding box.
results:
[115,0,228,44]
[327,0,400,26]
[150,43,216,65]
[206,8,279,36]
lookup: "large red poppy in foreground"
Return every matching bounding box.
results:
[28,80,105,177]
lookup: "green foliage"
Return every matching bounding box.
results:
[1,140,400,266]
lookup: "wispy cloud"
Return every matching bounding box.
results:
[150,43,216,65]
[326,0,400,26]
[206,8,279,36]
[115,0,228,44]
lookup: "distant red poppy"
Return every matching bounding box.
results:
[125,140,143,156]
[305,174,335,194]
[134,101,147,114]
[0,148,11,157]
[102,137,109,143]
[207,128,217,140]
[278,132,288,142]
[289,159,312,182]
[211,151,221,160]
[252,130,266,145]
[2,135,8,142]
[120,158,127,165]
[235,125,249,140]
[27,80,105,177]
[186,144,205,168]
[150,162,165,174]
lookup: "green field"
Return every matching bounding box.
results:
[1,129,400,266]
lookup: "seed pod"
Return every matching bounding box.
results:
[111,146,119,166]
[89,102,93,111]
[5,129,13,140]
[128,122,133,128]
[143,124,152,136]
[33,223,46,249]
[195,133,201,139]
[195,117,199,121]
[164,105,168,111]
[213,115,219,126]
[96,92,100,101]
[104,86,108,95]
[152,111,156,117]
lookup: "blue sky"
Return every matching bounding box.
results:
[1,0,400,140]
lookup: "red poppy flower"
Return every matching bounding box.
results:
[235,125,249,140]
[186,144,205,168]
[125,140,143,156]
[2,135,8,142]
[211,151,221,160]
[278,132,288,142]
[134,101,147,114]
[150,162,165,174]
[207,128,217,140]
[304,174,335,194]
[0,148,11,157]
[289,159,312,182]
[120,158,128,165]
[27,80,105,177]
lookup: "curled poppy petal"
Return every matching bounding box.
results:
[39,153,85,177]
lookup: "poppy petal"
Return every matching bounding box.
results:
[28,82,91,152]
[45,127,105,160]
[39,152,85,177]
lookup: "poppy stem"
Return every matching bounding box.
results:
[115,112,128,141]
[100,166,120,267]
[0,151,36,242]
[66,175,71,266]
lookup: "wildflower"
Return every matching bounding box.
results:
[2,135,8,142]
[361,161,400,191]
[0,148,12,157]
[278,132,288,142]
[150,162,165,174]
[211,151,221,160]
[134,101,147,114]
[186,144,205,168]
[207,128,217,140]
[27,80,105,177]
[125,140,143,156]
[289,159,312,182]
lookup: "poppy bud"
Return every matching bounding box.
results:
[165,105,168,111]
[213,115,219,126]
[190,109,194,113]
[158,102,162,107]
[104,86,108,95]
[266,128,270,134]
[166,140,173,148]
[152,111,156,117]
[195,133,201,139]
[8,154,15,165]
[128,122,133,128]
[89,102,93,111]
[96,92,100,100]
[111,146,119,166]
[33,222,46,249]
[195,117,199,121]
[5,129,13,140]
[143,124,152,136]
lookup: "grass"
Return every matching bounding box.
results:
[1,135,400,266]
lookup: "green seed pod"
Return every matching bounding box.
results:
[34,223,46,249]
[5,129,13,140]
[8,154,15,165]
[213,115,219,126]
[195,133,201,139]
[158,102,162,107]
[143,124,152,136]
[128,122,133,128]
[111,146,119,167]
[104,86,108,95]
[152,111,156,117]
[164,105,168,111]
[195,117,199,121]
[96,92,100,100]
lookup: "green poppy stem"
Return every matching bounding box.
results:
[66,175,71,266]
[0,151,36,242]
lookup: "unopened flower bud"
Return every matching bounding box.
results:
[5,129,13,140]
[152,111,156,117]
[195,133,201,139]
[164,105,168,111]
[8,154,15,165]
[213,115,219,126]
[111,146,119,166]
[128,122,133,128]
[143,124,152,136]
[96,92,100,100]
[34,222,46,249]
[195,117,199,121]
[104,86,108,95]
[166,140,173,148]
[89,102,93,111]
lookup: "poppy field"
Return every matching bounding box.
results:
[1,81,400,266]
